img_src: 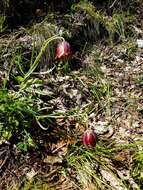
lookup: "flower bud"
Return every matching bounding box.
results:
[56,41,71,60]
[82,129,97,148]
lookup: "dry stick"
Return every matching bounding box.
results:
[36,117,49,130]
[109,0,119,8]
[32,65,56,75]
[52,143,67,154]
[0,152,10,174]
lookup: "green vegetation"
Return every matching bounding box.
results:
[0,0,143,189]
[0,15,6,32]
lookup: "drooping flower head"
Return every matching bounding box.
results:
[56,40,71,60]
[82,129,97,148]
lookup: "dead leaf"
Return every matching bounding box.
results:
[26,168,37,180]
[44,155,63,165]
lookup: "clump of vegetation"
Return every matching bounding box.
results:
[72,1,136,43]
[0,15,6,32]
[0,87,37,150]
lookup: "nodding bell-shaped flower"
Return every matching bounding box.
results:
[82,129,97,148]
[56,41,71,60]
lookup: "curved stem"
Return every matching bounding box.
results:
[24,35,64,81]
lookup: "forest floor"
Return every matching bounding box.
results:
[0,2,143,190]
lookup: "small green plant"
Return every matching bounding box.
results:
[63,141,143,190]
[64,144,127,190]
[106,12,134,42]
[132,150,143,188]
[9,179,53,190]
[0,34,67,151]
[0,89,37,149]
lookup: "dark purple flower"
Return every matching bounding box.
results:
[82,129,97,148]
[56,41,71,60]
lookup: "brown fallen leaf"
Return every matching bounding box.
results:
[114,150,130,162]
[44,155,63,165]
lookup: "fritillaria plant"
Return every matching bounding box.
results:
[55,40,71,73]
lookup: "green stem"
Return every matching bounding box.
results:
[16,35,64,95]
[24,35,64,81]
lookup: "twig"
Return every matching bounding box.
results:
[36,117,49,130]
[32,65,56,75]
[52,143,67,154]
[0,153,9,174]
[109,0,118,8]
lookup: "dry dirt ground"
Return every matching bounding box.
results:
[0,37,143,189]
